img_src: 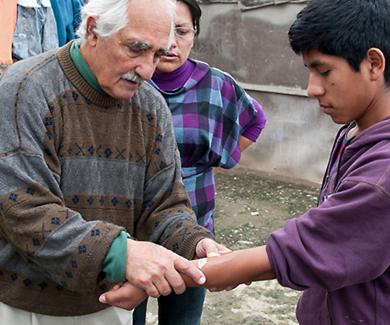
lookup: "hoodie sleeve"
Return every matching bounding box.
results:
[267,178,390,292]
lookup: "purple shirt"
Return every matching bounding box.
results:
[267,117,390,324]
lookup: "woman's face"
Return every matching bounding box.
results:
[156,1,195,73]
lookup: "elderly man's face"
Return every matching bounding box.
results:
[82,0,172,99]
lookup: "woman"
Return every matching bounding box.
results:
[134,0,266,324]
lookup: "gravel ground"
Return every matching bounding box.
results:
[145,169,320,324]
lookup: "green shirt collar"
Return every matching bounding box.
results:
[70,40,104,94]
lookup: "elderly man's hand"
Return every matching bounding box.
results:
[99,282,147,310]
[195,238,231,259]
[194,238,234,291]
[125,239,206,298]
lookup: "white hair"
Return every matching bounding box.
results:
[76,0,176,44]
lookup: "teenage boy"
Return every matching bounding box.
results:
[100,0,390,323]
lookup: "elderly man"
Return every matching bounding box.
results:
[0,0,227,324]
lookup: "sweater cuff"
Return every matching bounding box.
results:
[103,231,130,283]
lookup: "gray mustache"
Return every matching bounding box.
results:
[121,72,143,85]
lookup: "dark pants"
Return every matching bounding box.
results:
[133,287,206,325]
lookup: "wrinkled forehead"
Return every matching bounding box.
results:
[122,0,173,46]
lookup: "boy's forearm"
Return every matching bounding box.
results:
[183,246,274,289]
[100,246,274,309]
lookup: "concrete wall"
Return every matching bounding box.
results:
[192,3,340,184]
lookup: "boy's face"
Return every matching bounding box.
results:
[303,50,376,126]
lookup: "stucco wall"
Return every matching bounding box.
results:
[193,3,339,184]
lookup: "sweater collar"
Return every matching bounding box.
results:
[152,59,195,91]
[70,41,104,95]
[150,59,210,94]
[56,41,121,107]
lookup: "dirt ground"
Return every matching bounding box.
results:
[145,169,320,324]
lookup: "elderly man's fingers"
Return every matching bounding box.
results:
[195,238,231,258]
[99,282,147,310]
[142,282,161,298]
[217,243,232,254]
[174,256,206,286]
[152,276,172,297]
[163,268,186,295]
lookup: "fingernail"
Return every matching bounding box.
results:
[99,295,106,303]
[198,276,206,284]
[208,252,219,257]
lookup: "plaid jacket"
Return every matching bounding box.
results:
[151,59,266,232]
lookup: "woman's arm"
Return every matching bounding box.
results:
[239,136,255,152]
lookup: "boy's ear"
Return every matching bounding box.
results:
[366,48,386,81]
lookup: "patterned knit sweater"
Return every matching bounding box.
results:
[0,42,212,316]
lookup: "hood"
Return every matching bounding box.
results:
[347,115,390,150]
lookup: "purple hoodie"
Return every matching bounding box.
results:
[267,116,390,324]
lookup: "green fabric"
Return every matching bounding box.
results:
[103,231,129,283]
[70,41,104,94]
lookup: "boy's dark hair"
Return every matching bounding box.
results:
[179,0,202,36]
[289,0,390,84]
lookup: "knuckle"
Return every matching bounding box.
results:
[149,290,160,298]
[139,278,150,287]
[174,284,185,295]
[161,287,172,296]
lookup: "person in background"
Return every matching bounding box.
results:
[12,0,58,61]
[102,0,390,323]
[0,0,17,78]
[0,0,228,324]
[50,0,85,46]
[1,0,60,78]
[133,0,266,324]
